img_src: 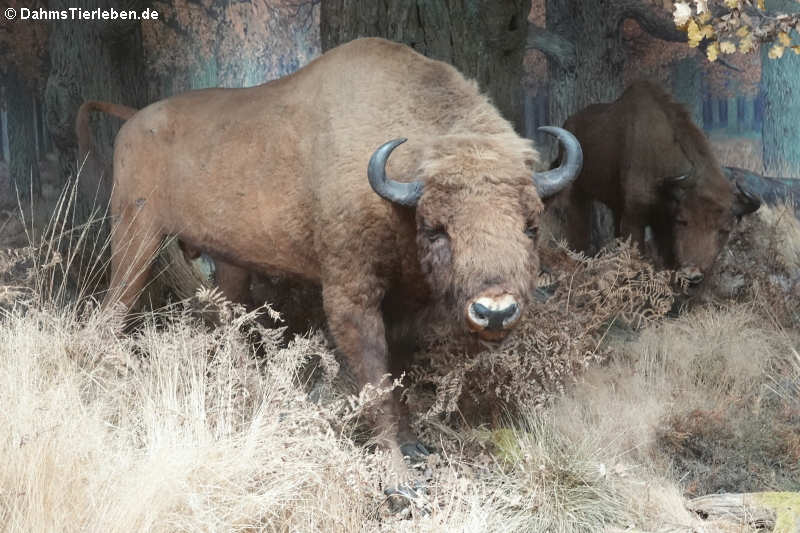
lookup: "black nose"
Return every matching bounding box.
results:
[471,302,519,331]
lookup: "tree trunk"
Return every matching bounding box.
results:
[545,0,627,146]
[544,0,628,248]
[671,56,704,125]
[45,0,149,188]
[320,0,532,134]
[1,108,9,163]
[6,67,42,202]
[44,0,149,295]
[761,0,800,176]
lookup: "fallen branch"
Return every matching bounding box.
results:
[687,491,800,532]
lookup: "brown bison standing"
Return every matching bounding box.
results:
[100,38,582,461]
[556,81,760,284]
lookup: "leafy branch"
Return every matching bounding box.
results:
[674,0,800,60]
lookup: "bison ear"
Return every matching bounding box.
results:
[732,181,762,218]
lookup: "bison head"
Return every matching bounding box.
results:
[661,170,761,284]
[368,128,582,341]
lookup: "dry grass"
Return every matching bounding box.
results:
[698,203,800,328]
[547,304,800,526]
[710,134,764,173]
[0,176,798,531]
[0,300,385,532]
[709,133,800,180]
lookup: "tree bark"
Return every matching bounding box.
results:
[320,0,532,134]
[45,0,149,188]
[1,108,9,164]
[540,0,687,143]
[6,67,42,202]
[671,56,704,125]
[542,0,630,247]
[43,0,149,295]
[761,0,800,176]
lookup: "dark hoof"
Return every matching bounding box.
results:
[400,441,430,462]
[383,481,430,515]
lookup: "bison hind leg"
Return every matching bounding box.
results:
[103,209,163,312]
[215,261,253,308]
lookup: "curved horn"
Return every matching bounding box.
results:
[732,180,762,217]
[367,138,423,207]
[533,126,583,199]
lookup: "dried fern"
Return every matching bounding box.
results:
[410,238,675,440]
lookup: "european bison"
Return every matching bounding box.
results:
[100,38,582,459]
[556,81,760,284]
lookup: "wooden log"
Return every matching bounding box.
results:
[147,238,213,305]
[687,492,800,532]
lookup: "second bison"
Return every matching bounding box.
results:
[555,81,760,284]
[102,38,582,458]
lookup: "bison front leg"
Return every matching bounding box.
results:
[322,284,426,463]
[618,212,646,254]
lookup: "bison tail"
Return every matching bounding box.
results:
[75,100,138,164]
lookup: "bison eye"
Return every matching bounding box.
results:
[524,225,538,240]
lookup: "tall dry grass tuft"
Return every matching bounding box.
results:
[3,161,131,316]
[710,135,764,173]
[0,300,391,532]
[699,203,800,327]
[551,305,800,502]
[0,170,388,531]
[479,411,637,533]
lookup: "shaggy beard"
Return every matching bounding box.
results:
[405,293,489,354]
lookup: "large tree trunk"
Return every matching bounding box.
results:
[6,67,42,202]
[44,0,149,296]
[45,0,149,192]
[320,0,532,134]
[545,0,626,135]
[761,0,800,176]
[1,107,9,164]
